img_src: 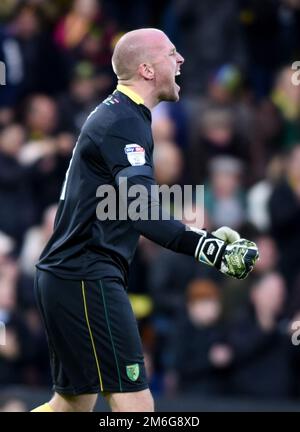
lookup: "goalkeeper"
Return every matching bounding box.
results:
[32,28,259,413]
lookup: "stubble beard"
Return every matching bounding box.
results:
[158,79,179,102]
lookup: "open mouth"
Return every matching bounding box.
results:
[174,70,181,90]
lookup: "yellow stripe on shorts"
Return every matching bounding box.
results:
[81,280,103,392]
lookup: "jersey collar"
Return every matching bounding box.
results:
[116,85,144,105]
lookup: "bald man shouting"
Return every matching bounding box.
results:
[32,29,258,412]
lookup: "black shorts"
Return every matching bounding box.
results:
[34,269,148,395]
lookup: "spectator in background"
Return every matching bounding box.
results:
[189,108,249,184]
[271,66,300,148]
[105,0,168,30]
[17,100,74,222]
[0,394,27,412]
[221,232,280,323]
[269,144,300,290]
[0,1,21,20]
[252,235,279,276]
[153,142,184,187]
[26,133,73,222]
[0,124,35,246]
[0,3,66,105]
[247,154,285,232]
[147,202,217,372]
[0,229,50,388]
[58,61,110,135]
[188,64,255,143]
[239,0,300,98]
[53,0,118,75]
[22,94,58,140]
[227,272,292,398]
[251,98,285,180]
[238,0,282,98]
[206,65,243,107]
[287,276,300,397]
[152,103,177,144]
[20,205,57,278]
[168,279,232,395]
[0,4,41,106]
[205,156,246,231]
[0,240,34,387]
[152,103,190,185]
[0,107,15,131]
[173,0,246,95]
[148,237,214,329]
[152,101,189,153]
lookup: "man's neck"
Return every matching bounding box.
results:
[117,81,159,110]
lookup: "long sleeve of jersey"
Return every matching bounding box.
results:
[117,170,201,256]
[91,116,202,257]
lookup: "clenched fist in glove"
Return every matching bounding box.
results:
[190,226,259,280]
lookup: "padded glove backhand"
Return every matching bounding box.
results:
[191,226,259,279]
[218,238,259,279]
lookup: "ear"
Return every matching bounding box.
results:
[138,63,155,80]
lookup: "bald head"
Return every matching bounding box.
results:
[112,28,168,80]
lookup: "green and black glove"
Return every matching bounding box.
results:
[191,226,259,280]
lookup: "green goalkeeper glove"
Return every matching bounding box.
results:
[191,226,259,280]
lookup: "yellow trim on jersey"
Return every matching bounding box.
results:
[117,84,144,105]
[31,403,54,412]
[81,281,104,392]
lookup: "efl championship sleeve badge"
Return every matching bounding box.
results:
[125,144,146,166]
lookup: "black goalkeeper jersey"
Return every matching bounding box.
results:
[37,86,190,283]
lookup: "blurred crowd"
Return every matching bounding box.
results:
[1,0,300,405]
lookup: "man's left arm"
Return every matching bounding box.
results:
[117,171,259,280]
